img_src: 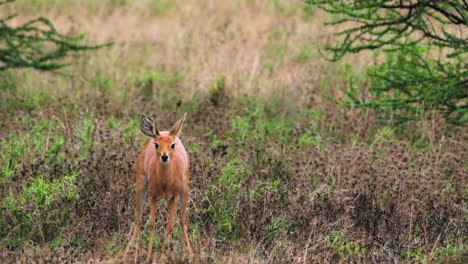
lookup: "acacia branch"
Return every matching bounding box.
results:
[309,0,467,60]
[0,1,111,71]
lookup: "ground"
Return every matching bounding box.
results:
[0,0,466,263]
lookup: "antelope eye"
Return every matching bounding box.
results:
[170,143,176,150]
[154,142,160,149]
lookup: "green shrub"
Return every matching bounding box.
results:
[347,45,467,124]
[309,0,467,125]
[206,158,248,239]
[0,118,79,248]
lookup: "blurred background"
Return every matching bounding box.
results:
[0,0,466,263]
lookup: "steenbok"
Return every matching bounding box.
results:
[122,113,192,262]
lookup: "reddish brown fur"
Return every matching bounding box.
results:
[122,116,192,262]
[139,133,189,199]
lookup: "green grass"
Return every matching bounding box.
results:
[325,231,366,259]
[0,1,465,262]
[293,43,315,64]
[0,116,84,248]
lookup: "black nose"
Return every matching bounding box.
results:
[161,154,168,162]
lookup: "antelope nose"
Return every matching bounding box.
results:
[161,154,169,162]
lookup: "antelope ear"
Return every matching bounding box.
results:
[169,113,186,137]
[140,114,159,138]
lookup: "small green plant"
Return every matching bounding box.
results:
[298,133,326,149]
[300,2,315,19]
[141,226,162,250]
[209,76,226,106]
[405,247,430,263]
[135,70,183,104]
[270,0,308,17]
[147,0,176,15]
[108,0,128,8]
[123,118,140,146]
[90,74,114,96]
[0,135,24,182]
[1,169,80,247]
[206,158,248,239]
[0,71,17,91]
[325,231,366,259]
[46,137,65,159]
[267,217,288,241]
[75,117,97,155]
[107,117,118,129]
[19,171,79,207]
[262,28,289,72]
[229,100,291,148]
[432,242,464,260]
[105,234,123,255]
[293,43,314,64]
[369,127,394,149]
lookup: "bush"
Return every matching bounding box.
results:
[308,0,467,124]
[0,0,108,71]
[347,44,467,124]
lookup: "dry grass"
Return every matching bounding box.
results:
[0,100,466,263]
[0,1,466,263]
[4,0,374,101]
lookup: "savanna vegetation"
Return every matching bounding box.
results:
[0,0,466,263]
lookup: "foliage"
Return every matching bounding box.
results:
[308,0,467,124]
[0,0,466,262]
[0,0,109,71]
[0,90,466,263]
[348,44,467,124]
[0,120,79,248]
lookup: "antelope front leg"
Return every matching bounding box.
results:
[122,211,142,261]
[164,197,178,253]
[122,176,147,260]
[180,191,193,256]
[146,197,158,263]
